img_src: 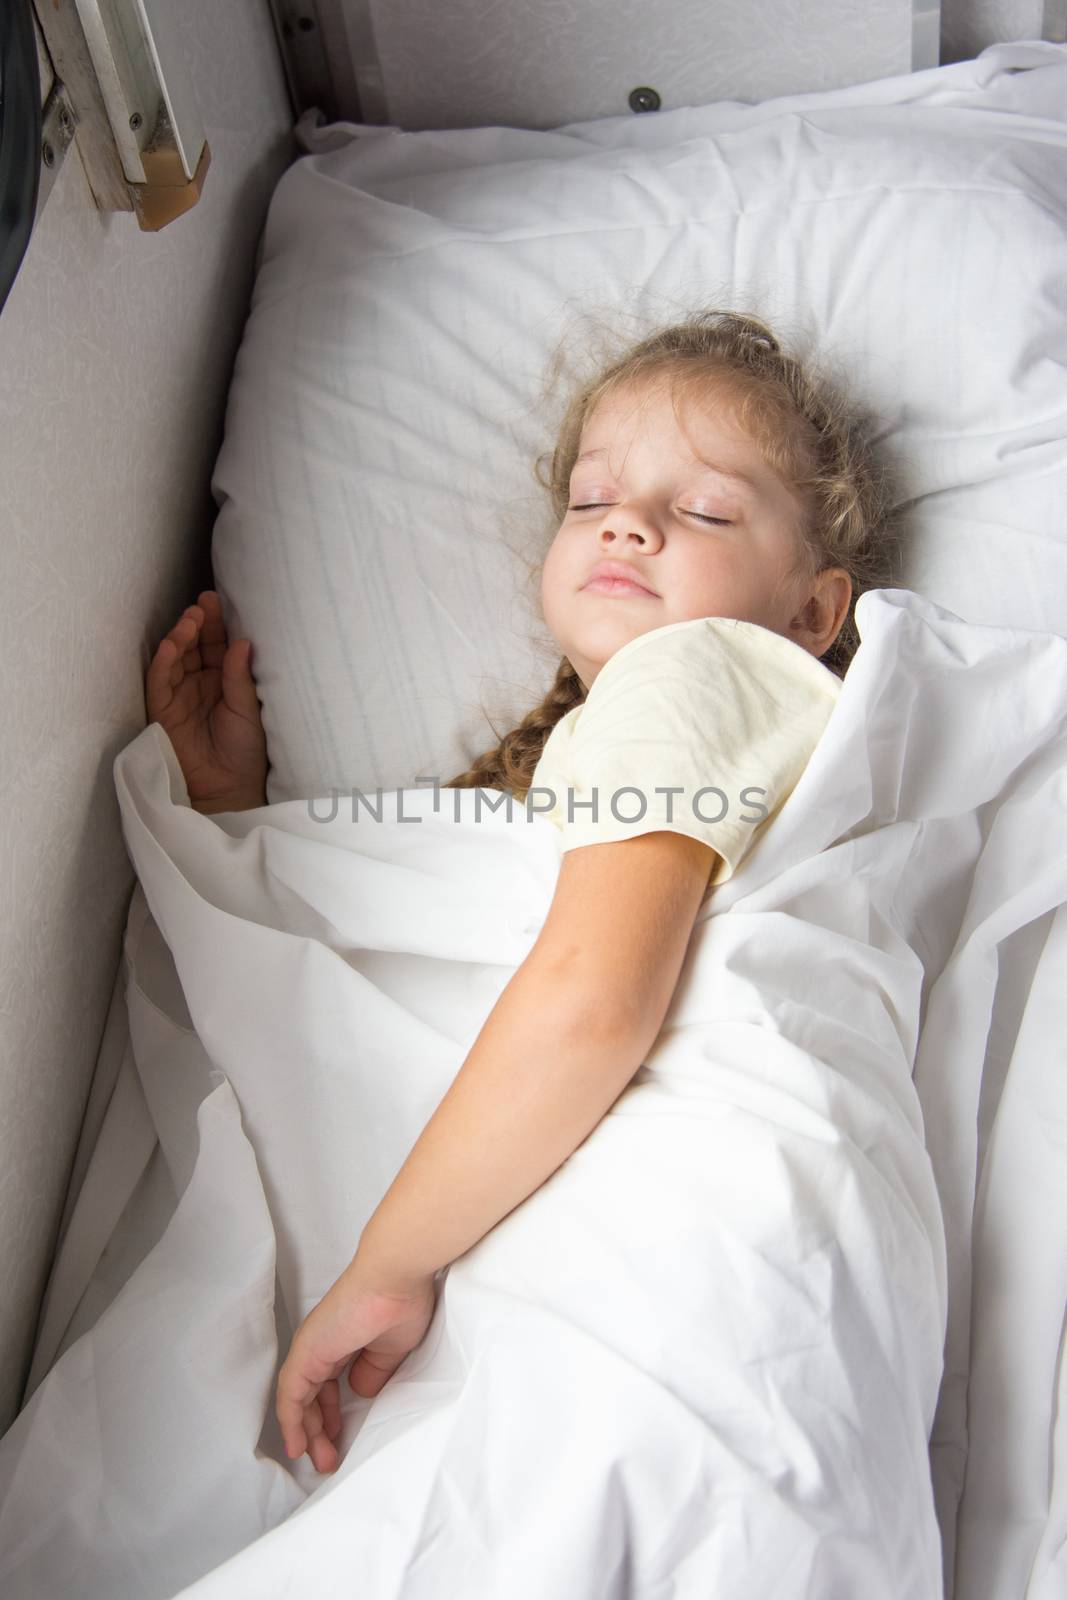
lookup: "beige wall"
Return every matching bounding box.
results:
[0,0,293,1433]
[327,0,1066,129]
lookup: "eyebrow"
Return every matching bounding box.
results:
[573,447,759,492]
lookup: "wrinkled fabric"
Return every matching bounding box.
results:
[1,586,1065,1599]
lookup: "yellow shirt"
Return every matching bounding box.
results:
[528,617,842,892]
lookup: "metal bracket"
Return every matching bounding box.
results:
[267,0,338,122]
[37,80,80,219]
[266,0,369,124]
[31,0,210,228]
[31,0,134,213]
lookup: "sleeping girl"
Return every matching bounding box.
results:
[146,308,900,1477]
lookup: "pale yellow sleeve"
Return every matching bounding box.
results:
[554,617,841,886]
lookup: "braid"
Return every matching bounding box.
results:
[446,656,585,795]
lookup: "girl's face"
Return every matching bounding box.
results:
[541,379,838,691]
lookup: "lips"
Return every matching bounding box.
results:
[582,560,658,595]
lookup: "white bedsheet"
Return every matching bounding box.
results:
[1,587,1066,1598]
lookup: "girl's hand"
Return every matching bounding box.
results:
[275,1259,439,1475]
[146,590,268,812]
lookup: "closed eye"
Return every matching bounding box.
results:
[568,504,733,526]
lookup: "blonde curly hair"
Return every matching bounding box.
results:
[447,306,902,798]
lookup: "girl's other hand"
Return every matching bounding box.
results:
[146,590,268,812]
[275,1261,439,1476]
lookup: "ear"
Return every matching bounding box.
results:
[790,568,852,656]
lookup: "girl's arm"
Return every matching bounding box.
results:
[353,828,717,1294]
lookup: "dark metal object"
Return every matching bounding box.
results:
[0,0,42,318]
[266,0,363,125]
[628,85,661,113]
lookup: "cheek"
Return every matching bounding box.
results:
[542,533,572,588]
[540,540,565,617]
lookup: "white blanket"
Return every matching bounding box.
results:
[2,587,1066,1599]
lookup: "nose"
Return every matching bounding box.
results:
[596,503,663,551]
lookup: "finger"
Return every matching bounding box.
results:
[154,611,201,688]
[145,638,177,719]
[310,1432,339,1474]
[282,1423,306,1460]
[308,1436,338,1474]
[276,1345,344,1439]
[220,638,261,717]
[146,613,199,715]
[306,1411,340,1475]
[195,590,228,671]
[319,1377,342,1443]
[348,1349,403,1399]
[173,606,205,674]
[300,1396,339,1475]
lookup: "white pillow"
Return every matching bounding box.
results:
[209,41,1067,803]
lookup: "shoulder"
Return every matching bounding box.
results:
[587,615,842,710]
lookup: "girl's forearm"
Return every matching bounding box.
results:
[352,955,651,1294]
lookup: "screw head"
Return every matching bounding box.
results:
[129,111,143,131]
[42,140,55,167]
[628,86,661,113]
[58,106,72,134]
